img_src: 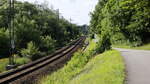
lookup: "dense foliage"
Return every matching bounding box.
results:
[90,0,150,49]
[0,0,81,59]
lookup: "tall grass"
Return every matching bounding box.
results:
[70,50,125,84]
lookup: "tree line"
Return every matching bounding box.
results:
[0,0,82,60]
[90,0,150,53]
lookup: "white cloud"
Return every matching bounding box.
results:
[17,0,98,25]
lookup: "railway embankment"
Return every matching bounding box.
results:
[40,39,125,84]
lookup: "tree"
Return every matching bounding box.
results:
[90,0,150,49]
[0,0,81,59]
[0,29,9,57]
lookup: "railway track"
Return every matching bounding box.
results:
[0,36,86,84]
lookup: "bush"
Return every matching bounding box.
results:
[40,36,56,54]
[21,41,42,61]
[111,32,130,45]
[96,34,111,53]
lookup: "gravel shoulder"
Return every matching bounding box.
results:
[114,48,150,84]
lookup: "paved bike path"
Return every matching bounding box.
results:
[114,48,150,84]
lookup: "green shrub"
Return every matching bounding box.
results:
[40,36,56,54]
[21,41,42,61]
[96,34,111,53]
[111,32,130,45]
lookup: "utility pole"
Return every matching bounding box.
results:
[70,18,74,39]
[57,9,59,21]
[70,18,73,30]
[6,0,16,70]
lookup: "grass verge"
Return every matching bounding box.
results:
[113,43,150,50]
[0,57,30,73]
[40,40,125,84]
[70,50,125,84]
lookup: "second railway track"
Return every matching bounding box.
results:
[0,36,86,84]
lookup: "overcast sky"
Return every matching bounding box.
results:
[17,0,98,25]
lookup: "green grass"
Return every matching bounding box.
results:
[0,57,30,73]
[70,50,125,84]
[40,40,125,84]
[133,43,150,50]
[113,43,150,50]
[0,58,9,73]
[15,57,31,66]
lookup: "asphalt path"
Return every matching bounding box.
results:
[114,48,150,84]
